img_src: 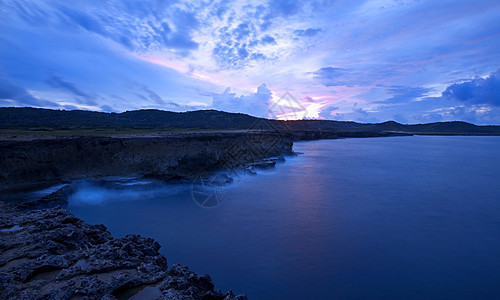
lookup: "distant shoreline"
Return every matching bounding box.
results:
[2,128,499,143]
[1,107,500,137]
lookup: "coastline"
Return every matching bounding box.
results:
[0,132,293,193]
[0,131,292,299]
[2,130,499,299]
[0,202,246,299]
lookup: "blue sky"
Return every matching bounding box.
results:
[1,0,499,124]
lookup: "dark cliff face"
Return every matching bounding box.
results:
[0,133,293,191]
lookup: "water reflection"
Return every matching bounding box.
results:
[66,136,500,299]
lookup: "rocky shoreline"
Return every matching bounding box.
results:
[0,132,295,299]
[0,132,293,193]
[0,202,247,299]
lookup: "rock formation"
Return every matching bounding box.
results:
[0,132,293,193]
[0,202,246,299]
[0,131,295,298]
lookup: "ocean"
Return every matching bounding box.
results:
[67,136,500,299]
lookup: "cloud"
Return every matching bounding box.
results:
[294,28,322,37]
[211,16,271,69]
[442,70,500,106]
[209,2,316,69]
[0,75,58,107]
[63,104,79,110]
[259,0,303,30]
[311,67,353,87]
[46,74,98,106]
[2,0,500,124]
[378,86,431,103]
[354,107,369,116]
[137,84,181,108]
[268,0,301,17]
[213,43,251,69]
[250,53,267,60]
[164,34,199,50]
[330,106,381,123]
[100,105,116,112]
[392,114,408,124]
[11,1,199,53]
[318,105,339,119]
[233,23,251,41]
[212,83,272,117]
[415,105,496,124]
[0,12,217,112]
[261,35,277,45]
[57,5,107,37]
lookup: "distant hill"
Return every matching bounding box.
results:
[1,107,499,135]
[0,107,264,129]
[281,119,500,135]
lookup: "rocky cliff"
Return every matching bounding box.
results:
[0,131,292,299]
[0,132,293,192]
[0,202,246,299]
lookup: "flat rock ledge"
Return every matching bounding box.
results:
[0,202,246,299]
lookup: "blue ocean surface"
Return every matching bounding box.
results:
[67,136,500,299]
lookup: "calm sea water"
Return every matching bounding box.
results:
[67,136,500,299]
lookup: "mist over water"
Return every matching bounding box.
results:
[68,179,190,206]
[67,136,500,299]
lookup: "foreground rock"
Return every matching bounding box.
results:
[0,203,246,299]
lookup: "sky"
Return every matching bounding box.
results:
[1,0,500,124]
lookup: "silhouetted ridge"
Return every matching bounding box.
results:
[0,107,499,135]
[0,107,267,129]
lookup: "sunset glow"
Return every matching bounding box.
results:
[1,0,499,123]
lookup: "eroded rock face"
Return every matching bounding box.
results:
[0,133,293,192]
[0,203,246,299]
[157,264,246,300]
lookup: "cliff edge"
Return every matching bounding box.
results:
[0,132,293,193]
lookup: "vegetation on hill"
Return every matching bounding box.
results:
[1,107,499,135]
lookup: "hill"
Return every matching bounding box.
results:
[1,107,499,135]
